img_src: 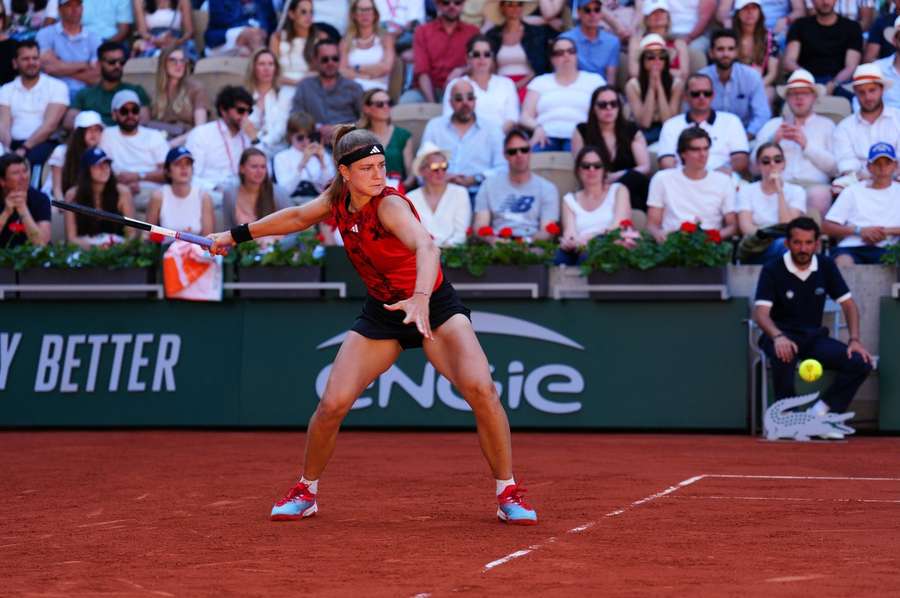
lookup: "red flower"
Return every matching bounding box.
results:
[680,222,698,233]
[705,229,722,244]
[8,221,25,234]
[499,227,513,238]
[619,219,633,229]
[545,221,561,235]
[477,226,494,237]
[315,233,325,243]
[466,226,473,236]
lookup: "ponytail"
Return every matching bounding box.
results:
[324,124,382,205]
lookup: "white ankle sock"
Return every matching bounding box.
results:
[496,477,516,496]
[300,476,318,493]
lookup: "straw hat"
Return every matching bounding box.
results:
[847,63,893,89]
[484,0,538,26]
[776,69,825,99]
[883,15,900,46]
[412,141,451,175]
[639,33,667,53]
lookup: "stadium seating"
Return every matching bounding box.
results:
[530,151,577,197]
[123,57,159,102]
[194,57,250,106]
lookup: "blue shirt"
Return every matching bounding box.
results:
[699,62,771,136]
[82,0,134,41]
[560,26,620,78]
[420,115,505,179]
[35,24,102,97]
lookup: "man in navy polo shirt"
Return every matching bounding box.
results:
[753,217,873,439]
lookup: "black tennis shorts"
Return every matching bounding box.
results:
[351,280,471,349]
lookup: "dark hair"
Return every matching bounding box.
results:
[466,33,496,56]
[281,0,319,66]
[11,0,48,16]
[685,72,713,91]
[143,0,158,13]
[504,126,530,147]
[215,85,254,116]
[573,145,607,189]
[358,87,392,129]
[314,38,339,57]
[676,126,711,157]
[786,216,820,240]
[15,39,39,57]
[97,41,125,61]
[0,153,28,180]
[61,125,101,196]
[238,148,276,219]
[325,125,382,205]
[710,28,737,47]
[73,158,120,237]
[755,141,784,162]
[584,86,630,169]
[734,3,768,67]
[638,48,673,103]
[287,111,316,137]
[547,35,573,61]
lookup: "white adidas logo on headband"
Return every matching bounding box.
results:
[370,146,381,154]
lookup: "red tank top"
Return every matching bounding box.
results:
[332,187,444,303]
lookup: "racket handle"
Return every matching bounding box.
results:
[177,232,213,248]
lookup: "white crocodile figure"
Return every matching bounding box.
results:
[764,392,856,441]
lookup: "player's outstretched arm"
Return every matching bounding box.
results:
[208,194,332,255]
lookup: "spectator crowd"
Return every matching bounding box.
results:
[1,0,900,268]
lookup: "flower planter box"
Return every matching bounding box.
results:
[233,265,323,299]
[587,267,728,301]
[0,268,15,299]
[443,265,548,299]
[17,267,156,300]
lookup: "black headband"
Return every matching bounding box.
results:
[338,144,385,166]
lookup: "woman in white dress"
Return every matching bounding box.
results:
[338,0,395,92]
[244,48,292,156]
[406,142,471,247]
[269,0,326,86]
[145,146,215,238]
[521,36,606,152]
[556,145,631,264]
[442,34,519,132]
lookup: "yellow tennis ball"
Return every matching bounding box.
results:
[798,359,823,382]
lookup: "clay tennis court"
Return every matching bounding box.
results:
[2,431,899,596]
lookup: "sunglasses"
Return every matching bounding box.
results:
[104,58,125,66]
[441,0,464,5]
[294,134,314,142]
[452,93,476,102]
[367,99,392,108]
[551,47,577,57]
[643,52,666,61]
[760,155,784,166]
[579,161,604,170]
[500,0,523,6]
[580,5,603,13]
[595,100,619,110]
[689,90,714,98]
[505,146,531,156]
[428,161,449,171]
[118,105,140,116]
[319,55,340,63]
[234,106,253,115]
[469,50,493,59]
[167,56,188,64]
[355,5,374,12]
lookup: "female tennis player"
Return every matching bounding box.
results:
[207,125,537,525]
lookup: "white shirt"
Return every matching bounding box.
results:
[249,87,291,155]
[407,183,471,247]
[442,75,519,128]
[186,120,253,191]
[159,184,203,233]
[647,168,736,233]
[833,107,900,175]
[273,145,335,196]
[736,181,807,228]
[826,181,900,247]
[0,74,69,140]
[373,0,424,28]
[874,55,900,111]
[657,110,750,171]
[563,185,620,238]
[666,0,700,36]
[753,114,837,185]
[100,125,168,175]
[527,71,606,139]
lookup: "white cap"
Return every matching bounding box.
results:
[640,33,667,52]
[642,0,669,16]
[73,110,103,129]
[734,0,761,11]
[111,89,141,112]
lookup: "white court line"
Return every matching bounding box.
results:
[481,473,900,573]
[482,475,706,572]
[672,495,900,505]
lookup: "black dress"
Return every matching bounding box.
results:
[575,121,649,211]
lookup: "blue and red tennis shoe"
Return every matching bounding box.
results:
[497,483,538,525]
[270,481,318,521]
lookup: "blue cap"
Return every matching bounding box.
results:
[165,146,193,166]
[576,0,601,7]
[80,147,112,170]
[868,142,897,163]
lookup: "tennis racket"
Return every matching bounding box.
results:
[51,199,214,249]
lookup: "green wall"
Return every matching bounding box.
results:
[0,299,749,429]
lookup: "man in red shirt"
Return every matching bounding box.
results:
[401,0,478,103]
